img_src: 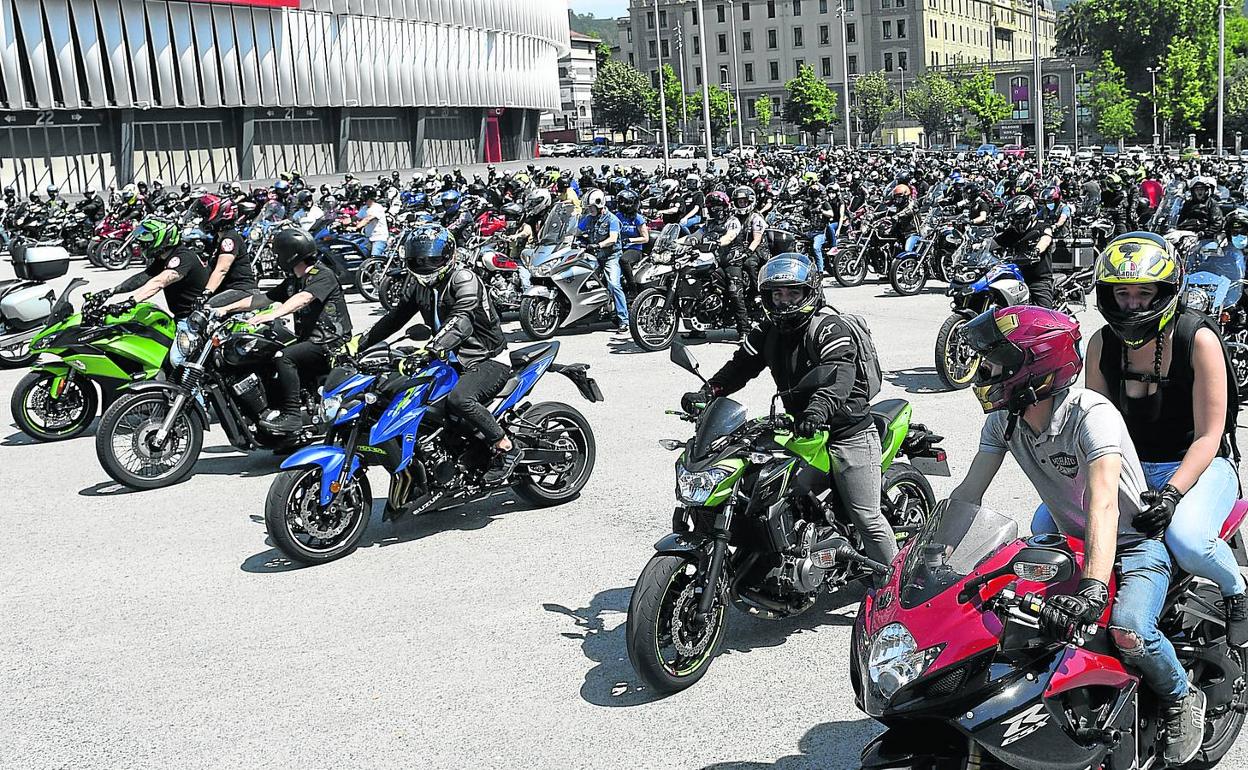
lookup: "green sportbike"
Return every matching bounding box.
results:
[625,342,950,694]
[10,287,174,442]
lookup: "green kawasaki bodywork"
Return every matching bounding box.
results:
[29,302,175,397]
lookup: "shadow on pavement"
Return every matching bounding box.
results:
[544,581,867,709]
[699,717,882,770]
[78,480,141,496]
[1,430,45,446]
[884,367,947,394]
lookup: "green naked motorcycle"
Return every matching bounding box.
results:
[625,342,950,694]
[10,290,174,442]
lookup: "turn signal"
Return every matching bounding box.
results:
[329,481,341,493]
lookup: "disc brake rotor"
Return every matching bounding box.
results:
[131,419,183,463]
[295,482,356,540]
[671,579,716,657]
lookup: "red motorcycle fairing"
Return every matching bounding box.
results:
[1219,498,1248,540]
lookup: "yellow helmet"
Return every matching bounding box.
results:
[1093,231,1183,348]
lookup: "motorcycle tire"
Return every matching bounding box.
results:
[10,370,99,442]
[86,238,103,267]
[1176,645,1246,769]
[882,462,936,537]
[628,287,679,352]
[95,390,204,490]
[99,238,132,271]
[354,258,384,303]
[511,402,596,507]
[0,328,38,369]
[264,466,374,566]
[378,274,409,311]
[832,245,868,287]
[934,314,980,391]
[888,256,928,297]
[625,553,728,694]
[519,295,564,341]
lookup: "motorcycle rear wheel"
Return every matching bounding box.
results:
[882,462,935,540]
[378,273,409,310]
[265,466,373,565]
[629,287,679,351]
[626,553,728,694]
[934,315,980,390]
[11,370,98,441]
[512,402,596,506]
[96,390,204,489]
[833,245,868,287]
[0,327,38,368]
[519,295,564,340]
[888,256,928,296]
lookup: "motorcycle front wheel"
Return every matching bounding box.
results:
[264,466,374,565]
[519,295,565,340]
[354,258,384,302]
[832,245,868,287]
[98,238,133,271]
[629,287,679,351]
[934,315,980,390]
[626,553,729,694]
[11,370,99,441]
[888,256,928,296]
[96,390,204,489]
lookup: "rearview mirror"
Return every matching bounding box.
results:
[669,341,701,375]
[406,323,432,341]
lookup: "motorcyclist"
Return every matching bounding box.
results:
[810,184,845,273]
[353,186,389,258]
[578,189,629,334]
[682,253,898,573]
[1100,173,1137,238]
[987,195,1055,309]
[678,174,705,234]
[190,194,257,299]
[351,224,517,482]
[435,189,476,241]
[99,216,210,318]
[115,183,146,220]
[289,190,324,230]
[732,185,769,291]
[614,188,650,285]
[950,304,1208,766]
[1177,176,1225,239]
[697,190,748,337]
[212,228,351,434]
[1038,185,1074,265]
[78,189,105,224]
[884,183,918,245]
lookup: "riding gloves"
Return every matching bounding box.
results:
[1135,484,1183,537]
[1039,578,1109,641]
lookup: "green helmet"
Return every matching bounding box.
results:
[134,216,181,251]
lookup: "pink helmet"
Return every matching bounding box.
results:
[962,306,1083,414]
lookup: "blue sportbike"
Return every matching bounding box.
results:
[263,337,603,565]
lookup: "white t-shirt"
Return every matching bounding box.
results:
[361,202,388,242]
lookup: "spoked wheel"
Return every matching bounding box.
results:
[833,245,868,287]
[519,295,565,340]
[354,258,385,302]
[882,462,936,544]
[626,554,728,694]
[264,466,374,565]
[10,371,99,441]
[888,256,928,296]
[629,287,679,351]
[934,315,980,390]
[0,327,38,368]
[512,402,596,506]
[96,391,204,489]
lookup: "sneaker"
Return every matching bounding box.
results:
[483,446,522,484]
[613,322,629,334]
[260,411,302,434]
[1163,686,1207,765]
[1226,592,1248,647]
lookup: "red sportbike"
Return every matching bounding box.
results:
[852,499,1248,770]
[87,214,137,270]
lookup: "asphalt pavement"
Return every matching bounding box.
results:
[3,225,1247,769]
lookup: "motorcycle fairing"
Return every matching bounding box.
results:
[280,445,363,506]
[774,430,832,473]
[493,351,555,415]
[970,263,1024,293]
[324,372,377,402]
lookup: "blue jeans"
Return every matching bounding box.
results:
[812,222,839,272]
[1031,508,1187,699]
[369,240,387,257]
[1145,457,1246,598]
[679,215,702,236]
[598,250,628,326]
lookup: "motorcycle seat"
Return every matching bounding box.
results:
[869,398,909,438]
[509,340,559,370]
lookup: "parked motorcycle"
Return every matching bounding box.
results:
[934,241,1030,390]
[88,214,138,270]
[888,208,961,296]
[625,343,949,693]
[263,333,602,565]
[628,234,742,351]
[852,498,1248,770]
[833,213,900,288]
[0,242,73,368]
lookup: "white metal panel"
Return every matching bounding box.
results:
[211,4,240,106]
[190,2,220,107]
[168,2,199,107]
[252,7,277,106]
[233,6,259,105]
[68,0,105,105]
[42,0,80,107]
[322,12,341,105]
[410,21,426,104]
[1,0,26,108]
[306,10,329,107]
[96,0,132,106]
[13,0,53,107]
[341,14,359,106]
[273,7,296,105]
[144,1,176,106]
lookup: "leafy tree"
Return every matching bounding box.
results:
[595,40,612,67]
[853,72,897,141]
[755,94,774,135]
[1055,1,1095,56]
[1156,38,1210,133]
[905,70,961,146]
[688,84,737,142]
[1087,51,1139,144]
[645,63,686,139]
[592,59,655,135]
[1043,90,1067,140]
[959,68,1010,143]
[782,64,839,139]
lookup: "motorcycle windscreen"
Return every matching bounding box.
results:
[653,223,681,252]
[958,244,997,271]
[538,202,580,246]
[897,500,1018,609]
[690,398,748,461]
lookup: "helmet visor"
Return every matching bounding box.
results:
[962,312,1025,383]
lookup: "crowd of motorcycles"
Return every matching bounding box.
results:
[2,146,1248,770]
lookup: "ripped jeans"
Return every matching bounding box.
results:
[1033,509,1188,700]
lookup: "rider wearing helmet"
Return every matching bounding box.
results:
[733,185,769,285]
[213,227,351,434]
[1101,172,1138,237]
[678,174,704,233]
[950,304,1210,765]
[101,216,209,318]
[987,195,1056,308]
[885,183,919,244]
[811,183,846,273]
[1086,232,1248,653]
[289,189,324,230]
[683,254,898,572]
[613,188,650,262]
[1177,176,1225,239]
[1039,185,1074,264]
[696,190,748,336]
[579,189,629,333]
[353,224,515,482]
[191,194,256,298]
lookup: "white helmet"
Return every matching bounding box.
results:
[583,189,607,211]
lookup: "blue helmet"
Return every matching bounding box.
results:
[404,224,456,286]
[434,189,461,214]
[758,253,821,329]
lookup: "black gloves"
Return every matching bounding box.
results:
[1135,484,1183,537]
[681,387,713,415]
[1039,578,1109,641]
[795,411,825,438]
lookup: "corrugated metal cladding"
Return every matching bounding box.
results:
[0,0,567,194]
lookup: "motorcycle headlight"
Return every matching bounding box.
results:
[171,324,198,367]
[249,229,262,242]
[319,396,342,423]
[675,464,731,504]
[867,623,942,699]
[532,259,558,278]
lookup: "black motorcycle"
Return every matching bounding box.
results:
[628,235,747,351]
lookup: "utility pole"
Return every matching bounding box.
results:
[728,0,745,147]
[1070,62,1078,152]
[1146,65,1160,149]
[1218,0,1227,155]
[696,0,714,161]
[1031,0,1043,173]
[838,1,852,148]
[654,0,670,168]
[674,22,689,143]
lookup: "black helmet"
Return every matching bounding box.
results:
[403,224,457,286]
[1005,195,1037,231]
[758,253,821,329]
[179,182,191,194]
[271,227,318,275]
[360,185,377,202]
[1226,208,1248,244]
[615,188,639,215]
[296,190,314,206]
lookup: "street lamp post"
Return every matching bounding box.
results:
[837,1,852,148]
[728,0,745,148]
[674,23,689,143]
[1070,62,1078,152]
[1031,0,1043,173]
[696,0,714,161]
[1218,0,1227,155]
[1146,65,1160,149]
[653,0,670,168]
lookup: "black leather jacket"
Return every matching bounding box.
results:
[1177,195,1225,238]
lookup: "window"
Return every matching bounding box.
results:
[720,67,729,84]
[718,33,727,53]
[743,31,753,50]
[661,39,670,57]
[794,27,804,46]
[693,35,700,54]
[650,70,660,87]
[884,52,893,71]
[659,9,667,27]
[795,58,805,72]
[768,0,776,18]
[1011,76,1030,120]
[882,20,892,39]
[820,0,829,10]
[821,56,832,76]
[559,66,567,78]
[898,51,907,70]
[647,11,655,29]
[769,61,780,80]
[820,24,830,44]
[743,2,751,20]
[695,66,702,85]
[846,23,856,42]
[882,0,892,7]
[748,98,757,118]
[768,29,778,48]
[627,28,632,43]
[648,40,657,58]
[897,19,906,38]
[846,0,854,10]
[897,0,904,6]
[773,96,782,114]
[1042,73,1060,98]
[628,52,635,66]
[717,4,725,22]
[745,62,755,81]
[848,54,858,73]
[793,0,803,14]
[692,7,698,24]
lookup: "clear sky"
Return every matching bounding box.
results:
[569,0,629,17]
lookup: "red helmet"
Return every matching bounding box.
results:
[962,306,1083,414]
[192,194,236,229]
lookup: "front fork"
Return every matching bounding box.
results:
[697,482,739,617]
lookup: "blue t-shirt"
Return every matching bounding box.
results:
[580,212,622,257]
[617,212,647,251]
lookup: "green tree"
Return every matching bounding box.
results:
[1088,51,1140,144]
[1043,90,1067,140]
[645,63,686,139]
[905,70,961,147]
[755,95,774,137]
[782,64,839,139]
[1055,1,1095,56]
[688,84,737,142]
[853,72,897,141]
[595,40,612,67]
[959,68,1010,143]
[1156,38,1210,133]
[592,59,655,135]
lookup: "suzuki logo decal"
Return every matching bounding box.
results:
[1001,704,1050,746]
